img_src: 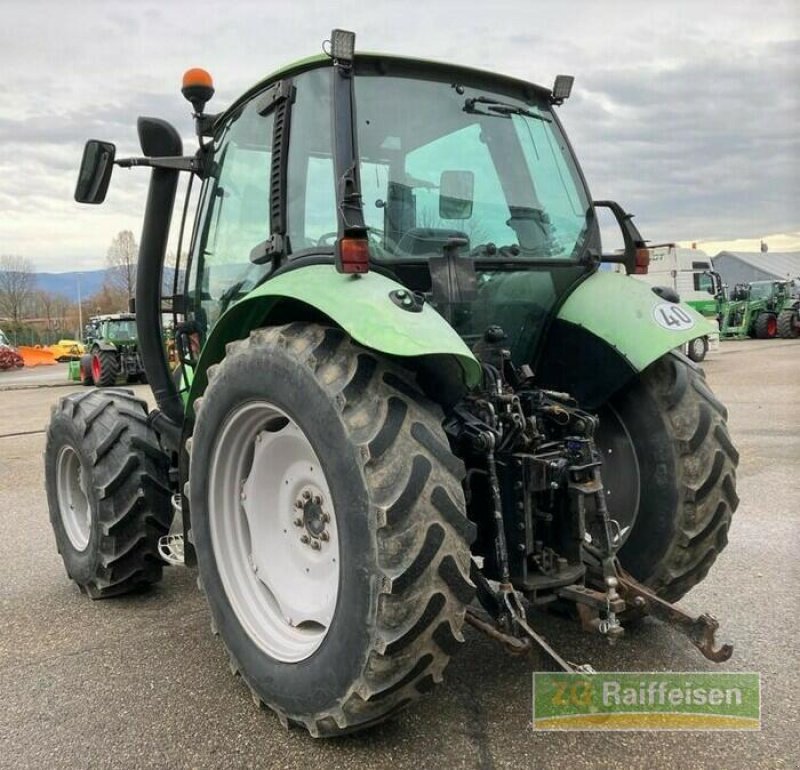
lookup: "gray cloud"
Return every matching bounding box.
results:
[568,38,799,241]
[0,0,797,269]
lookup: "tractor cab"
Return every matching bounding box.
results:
[176,49,656,379]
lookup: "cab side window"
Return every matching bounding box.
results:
[190,103,274,329]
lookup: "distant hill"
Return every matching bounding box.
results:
[34,268,182,301]
[35,270,106,300]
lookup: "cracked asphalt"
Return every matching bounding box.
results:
[1,339,797,769]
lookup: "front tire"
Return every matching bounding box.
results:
[79,354,94,386]
[597,353,739,602]
[686,335,708,363]
[44,390,172,597]
[189,324,475,736]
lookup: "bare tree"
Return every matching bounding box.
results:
[36,290,57,328]
[86,284,128,316]
[105,230,138,300]
[0,255,36,324]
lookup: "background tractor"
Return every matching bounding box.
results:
[776,282,800,338]
[45,31,738,737]
[76,313,146,386]
[719,279,793,339]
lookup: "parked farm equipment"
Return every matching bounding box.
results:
[75,314,146,386]
[45,31,739,737]
[719,279,797,340]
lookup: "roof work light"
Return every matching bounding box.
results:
[329,29,356,63]
[551,75,574,105]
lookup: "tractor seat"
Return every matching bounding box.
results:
[395,228,470,257]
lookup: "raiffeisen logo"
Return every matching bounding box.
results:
[532,672,760,731]
[602,679,744,707]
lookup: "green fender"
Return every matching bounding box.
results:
[186,264,480,410]
[556,270,718,372]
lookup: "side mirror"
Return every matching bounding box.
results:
[75,140,116,204]
[439,170,474,220]
[593,200,649,275]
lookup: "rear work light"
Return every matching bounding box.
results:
[337,237,370,274]
[634,247,650,274]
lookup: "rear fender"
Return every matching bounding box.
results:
[537,271,717,408]
[186,264,480,411]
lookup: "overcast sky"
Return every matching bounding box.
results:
[1,0,798,272]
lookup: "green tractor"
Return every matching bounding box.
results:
[45,32,738,737]
[719,279,795,340]
[776,282,800,339]
[77,313,146,386]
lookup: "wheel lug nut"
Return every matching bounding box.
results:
[310,540,321,550]
[293,518,303,527]
[294,499,303,509]
[300,535,310,544]
[302,490,311,501]
[320,531,329,542]
[313,495,322,505]
[322,512,330,523]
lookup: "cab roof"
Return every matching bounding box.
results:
[216,52,553,130]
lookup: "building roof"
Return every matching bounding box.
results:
[713,251,800,279]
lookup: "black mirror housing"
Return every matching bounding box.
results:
[593,200,649,275]
[75,140,116,204]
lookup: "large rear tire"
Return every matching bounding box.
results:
[597,353,739,602]
[754,312,778,339]
[189,323,475,736]
[91,349,119,386]
[44,390,172,597]
[777,308,799,339]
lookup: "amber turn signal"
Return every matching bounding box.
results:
[634,247,650,275]
[337,237,370,274]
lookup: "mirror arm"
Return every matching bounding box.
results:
[115,155,199,173]
[593,200,648,275]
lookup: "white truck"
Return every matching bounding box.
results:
[616,243,720,361]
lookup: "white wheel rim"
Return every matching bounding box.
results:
[208,401,340,663]
[55,445,91,551]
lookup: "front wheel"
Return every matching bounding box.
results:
[686,335,708,363]
[596,353,739,602]
[189,324,475,736]
[44,390,172,597]
[79,354,94,386]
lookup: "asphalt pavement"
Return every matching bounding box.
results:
[0,340,798,769]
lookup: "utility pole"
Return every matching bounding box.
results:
[77,273,83,342]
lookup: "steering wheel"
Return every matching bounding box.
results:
[470,242,522,258]
[316,232,338,247]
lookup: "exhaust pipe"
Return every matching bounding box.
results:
[135,117,184,431]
